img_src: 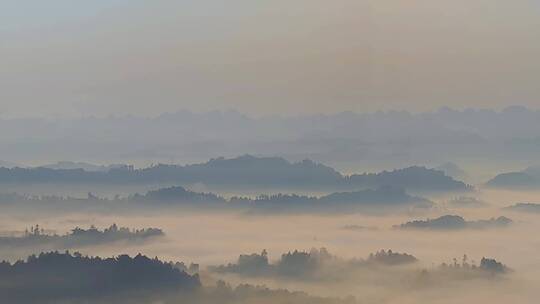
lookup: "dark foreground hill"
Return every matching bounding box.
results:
[0,251,200,303]
[0,252,354,304]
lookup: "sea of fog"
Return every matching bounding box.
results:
[0,188,539,303]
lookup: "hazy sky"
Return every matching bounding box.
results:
[1,1,539,118]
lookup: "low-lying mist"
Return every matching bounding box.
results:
[0,187,539,303]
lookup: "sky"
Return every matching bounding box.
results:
[1,0,539,118]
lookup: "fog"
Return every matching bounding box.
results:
[0,185,539,303]
[3,1,540,302]
[0,154,537,303]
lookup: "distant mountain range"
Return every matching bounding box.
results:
[2,107,540,171]
[39,161,127,172]
[0,155,471,193]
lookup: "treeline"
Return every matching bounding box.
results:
[0,251,200,303]
[0,155,471,192]
[438,256,508,274]
[396,215,513,230]
[0,250,511,303]
[211,248,417,279]
[229,186,433,214]
[211,248,509,285]
[0,186,433,214]
[0,251,355,304]
[415,255,510,287]
[0,224,164,249]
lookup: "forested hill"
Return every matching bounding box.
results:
[0,252,200,302]
[0,155,471,192]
